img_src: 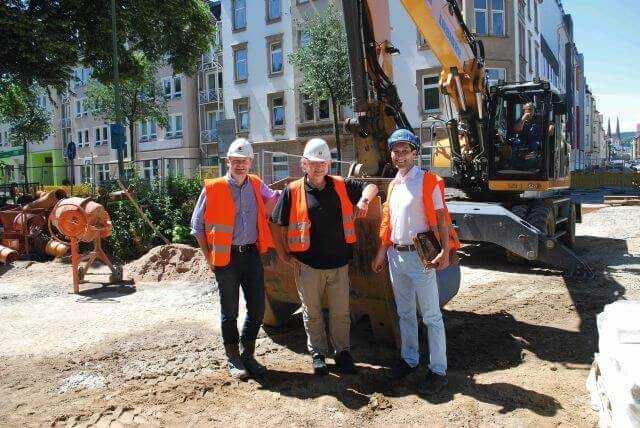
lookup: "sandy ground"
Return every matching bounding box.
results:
[0,205,638,426]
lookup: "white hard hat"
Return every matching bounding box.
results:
[227,138,254,158]
[303,138,331,162]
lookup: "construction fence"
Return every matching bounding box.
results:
[571,172,640,189]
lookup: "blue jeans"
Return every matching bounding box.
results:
[387,247,447,375]
[214,248,265,346]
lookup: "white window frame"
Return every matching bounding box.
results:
[490,0,505,36]
[269,41,283,74]
[234,48,248,81]
[166,114,183,139]
[75,99,83,118]
[173,76,182,99]
[139,120,157,142]
[80,165,92,183]
[162,78,172,99]
[422,75,441,113]
[272,154,289,182]
[271,96,285,129]
[474,0,488,36]
[298,30,310,47]
[236,101,250,132]
[143,159,160,180]
[94,125,109,146]
[96,164,110,183]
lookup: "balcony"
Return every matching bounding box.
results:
[200,51,222,71]
[200,129,219,144]
[199,88,223,104]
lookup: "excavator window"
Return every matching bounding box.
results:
[494,97,547,176]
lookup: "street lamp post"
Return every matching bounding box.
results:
[111,0,125,180]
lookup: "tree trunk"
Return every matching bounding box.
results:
[128,119,135,163]
[331,97,341,164]
[22,140,28,187]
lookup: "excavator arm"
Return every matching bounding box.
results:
[343,0,489,190]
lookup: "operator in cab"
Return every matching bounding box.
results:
[510,102,555,171]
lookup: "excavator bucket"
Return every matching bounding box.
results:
[262,181,462,346]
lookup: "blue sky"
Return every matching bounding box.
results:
[562,0,639,132]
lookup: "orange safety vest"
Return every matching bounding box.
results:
[379,171,461,251]
[203,174,274,267]
[287,175,356,253]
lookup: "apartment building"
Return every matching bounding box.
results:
[0,91,65,186]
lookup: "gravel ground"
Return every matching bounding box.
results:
[0,205,638,426]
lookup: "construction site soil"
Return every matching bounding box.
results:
[1,205,638,426]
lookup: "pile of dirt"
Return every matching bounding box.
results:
[125,244,213,283]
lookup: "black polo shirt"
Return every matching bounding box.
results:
[270,175,366,269]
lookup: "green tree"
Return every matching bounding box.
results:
[85,54,168,162]
[0,0,216,91]
[288,2,351,161]
[0,83,52,183]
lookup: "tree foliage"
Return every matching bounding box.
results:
[288,2,351,159]
[0,0,216,91]
[85,53,168,161]
[0,83,52,180]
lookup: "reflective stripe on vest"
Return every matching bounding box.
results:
[287,175,356,252]
[203,174,274,267]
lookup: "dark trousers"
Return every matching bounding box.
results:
[214,247,265,346]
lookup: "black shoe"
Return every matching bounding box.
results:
[240,341,267,377]
[418,370,448,395]
[391,359,415,380]
[312,354,329,376]
[335,350,358,374]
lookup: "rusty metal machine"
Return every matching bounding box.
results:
[0,189,70,264]
[48,197,123,293]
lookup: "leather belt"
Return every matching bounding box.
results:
[231,243,257,253]
[393,244,417,252]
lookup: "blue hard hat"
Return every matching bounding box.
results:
[387,128,419,150]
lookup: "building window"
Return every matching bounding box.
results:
[143,159,160,180]
[96,164,110,183]
[270,95,285,129]
[330,149,341,175]
[486,68,506,87]
[421,146,433,170]
[534,0,539,31]
[476,0,504,36]
[233,44,248,82]
[269,40,283,75]
[267,0,281,22]
[75,99,87,117]
[94,125,109,146]
[422,75,440,113]
[166,114,183,139]
[272,155,288,182]
[233,0,246,30]
[80,165,92,183]
[302,94,314,122]
[318,99,330,120]
[474,0,488,35]
[298,30,310,47]
[139,120,157,142]
[534,44,539,77]
[234,98,250,133]
[173,76,182,98]
[528,32,533,72]
[491,0,505,36]
[162,76,182,99]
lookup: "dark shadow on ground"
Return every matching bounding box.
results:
[76,283,137,301]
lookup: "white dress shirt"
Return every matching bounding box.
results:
[389,166,444,245]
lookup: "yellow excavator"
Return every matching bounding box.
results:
[262,0,591,342]
[341,0,590,276]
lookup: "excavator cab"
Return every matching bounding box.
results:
[486,81,570,192]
